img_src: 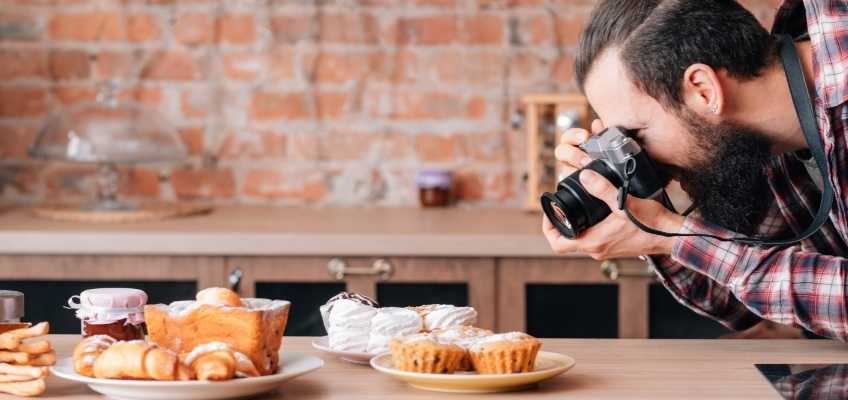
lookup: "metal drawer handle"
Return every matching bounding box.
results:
[228,267,243,293]
[600,260,654,281]
[327,258,393,281]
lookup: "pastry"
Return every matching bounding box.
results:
[320,292,378,332]
[0,321,52,397]
[431,326,494,371]
[182,342,260,380]
[367,307,422,354]
[144,287,290,375]
[389,333,465,374]
[0,322,48,351]
[326,298,377,353]
[73,335,116,377]
[0,378,45,397]
[414,305,477,331]
[468,332,541,374]
[93,340,194,381]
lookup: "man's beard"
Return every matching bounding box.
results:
[670,113,774,236]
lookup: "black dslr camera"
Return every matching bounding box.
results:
[541,126,670,238]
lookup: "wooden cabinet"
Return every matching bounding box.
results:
[226,256,496,335]
[498,257,653,338]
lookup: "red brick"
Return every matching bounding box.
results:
[52,84,96,105]
[180,89,209,118]
[397,16,457,45]
[322,131,374,161]
[391,91,465,119]
[0,124,36,158]
[553,54,574,84]
[320,13,379,44]
[174,13,212,45]
[463,14,503,44]
[93,51,133,79]
[216,14,256,44]
[555,14,588,45]
[287,133,321,161]
[178,127,204,156]
[453,170,483,201]
[414,133,466,162]
[312,51,382,84]
[48,12,158,42]
[241,168,327,201]
[217,131,287,160]
[316,92,349,118]
[223,52,265,81]
[270,15,313,44]
[465,131,508,162]
[0,50,46,80]
[48,50,90,80]
[0,12,40,41]
[463,52,504,86]
[119,168,160,198]
[170,168,235,199]
[0,86,45,117]
[466,96,487,119]
[119,86,162,106]
[268,49,295,82]
[522,14,552,45]
[249,91,310,121]
[142,50,203,81]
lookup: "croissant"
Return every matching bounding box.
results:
[93,341,194,381]
[0,323,48,351]
[73,335,116,377]
[190,350,236,381]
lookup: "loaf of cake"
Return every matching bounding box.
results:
[144,288,290,376]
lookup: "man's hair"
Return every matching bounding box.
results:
[575,0,778,108]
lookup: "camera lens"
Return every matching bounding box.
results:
[540,160,622,238]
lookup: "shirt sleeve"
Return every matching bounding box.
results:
[647,255,762,331]
[672,215,848,341]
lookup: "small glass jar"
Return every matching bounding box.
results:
[68,288,148,341]
[416,170,452,208]
[0,290,28,333]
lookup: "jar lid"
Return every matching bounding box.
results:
[416,170,452,189]
[0,290,24,321]
[68,288,148,325]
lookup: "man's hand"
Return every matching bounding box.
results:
[542,119,684,259]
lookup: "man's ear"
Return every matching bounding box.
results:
[682,63,724,117]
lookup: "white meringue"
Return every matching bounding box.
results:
[420,305,477,331]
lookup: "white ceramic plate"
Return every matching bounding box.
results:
[311,336,377,365]
[370,351,575,393]
[51,352,323,400]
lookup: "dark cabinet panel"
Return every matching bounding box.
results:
[649,283,732,338]
[526,284,619,338]
[2,280,196,334]
[256,282,345,336]
[376,283,469,308]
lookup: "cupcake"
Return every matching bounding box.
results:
[389,333,466,374]
[413,304,477,331]
[468,332,541,374]
[431,326,493,371]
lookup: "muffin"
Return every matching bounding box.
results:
[389,333,466,374]
[431,326,494,371]
[468,332,541,374]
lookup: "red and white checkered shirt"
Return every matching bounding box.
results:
[650,0,848,340]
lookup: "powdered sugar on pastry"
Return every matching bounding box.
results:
[183,342,231,366]
[470,332,533,352]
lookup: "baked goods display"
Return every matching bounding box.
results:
[0,322,54,397]
[320,291,478,354]
[145,287,290,376]
[389,333,466,374]
[467,332,542,374]
[86,339,193,381]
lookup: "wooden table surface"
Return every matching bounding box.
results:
[28,335,848,399]
[0,206,561,257]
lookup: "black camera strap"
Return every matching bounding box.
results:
[619,34,834,247]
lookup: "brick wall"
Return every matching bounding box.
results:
[0,0,777,207]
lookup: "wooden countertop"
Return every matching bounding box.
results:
[37,335,848,399]
[0,206,561,257]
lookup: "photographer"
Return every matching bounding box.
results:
[543,0,848,340]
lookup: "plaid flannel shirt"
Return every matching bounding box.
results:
[649,0,848,340]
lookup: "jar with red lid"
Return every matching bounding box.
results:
[67,288,147,341]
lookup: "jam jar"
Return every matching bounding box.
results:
[68,288,147,341]
[416,170,453,207]
[0,290,28,333]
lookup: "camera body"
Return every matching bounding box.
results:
[541,126,669,238]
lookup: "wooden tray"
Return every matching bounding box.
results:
[31,203,213,223]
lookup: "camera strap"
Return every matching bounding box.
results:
[618,34,834,247]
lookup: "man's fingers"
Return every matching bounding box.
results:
[590,119,605,134]
[560,128,589,146]
[541,214,578,254]
[555,144,591,169]
[579,169,620,212]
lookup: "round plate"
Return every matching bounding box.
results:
[370,351,575,393]
[50,352,323,400]
[311,336,376,365]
